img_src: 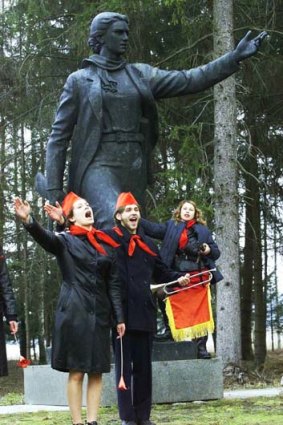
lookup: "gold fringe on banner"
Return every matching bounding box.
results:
[165,285,214,342]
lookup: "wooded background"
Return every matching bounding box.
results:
[0,0,282,368]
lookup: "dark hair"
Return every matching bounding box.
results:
[172,200,206,225]
[88,12,129,53]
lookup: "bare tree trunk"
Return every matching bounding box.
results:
[241,188,254,360]
[273,191,281,350]
[19,122,31,360]
[0,117,5,239]
[213,0,241,365]
[253,181,266,367]
[0,0,5,238]
[262,176,269,351]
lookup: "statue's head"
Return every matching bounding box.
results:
[88,12,129,54]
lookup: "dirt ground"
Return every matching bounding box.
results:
[223,349,283,389]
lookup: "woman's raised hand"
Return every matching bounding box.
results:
[44,201,65,224]
[14,197,31,223]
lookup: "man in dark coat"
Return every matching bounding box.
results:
[105,192,190,425]
[44,11,267,228]
[0,244,18,377]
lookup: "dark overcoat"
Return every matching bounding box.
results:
[105,225,180,333]
[141,218,223,284]
[24,218,124,373]
[0,244,17,376]
[45,54,239,221]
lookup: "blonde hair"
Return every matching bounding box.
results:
[172,200,206,225]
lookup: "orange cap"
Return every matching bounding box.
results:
[61,192,81,217]
[115,192,138,211]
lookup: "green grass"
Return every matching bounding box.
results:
[0,392,23,405]
[0,398,283,424]
[1,357,283,424]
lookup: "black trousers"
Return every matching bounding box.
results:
[112,330,153,422]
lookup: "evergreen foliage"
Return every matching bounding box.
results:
[0,0,282,364]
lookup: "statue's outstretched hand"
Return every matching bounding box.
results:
[234,30,268,62]
[14,197,31,223]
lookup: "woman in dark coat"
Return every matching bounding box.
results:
[141,199,223,359]
[0,244,18,377]
[14,194,125,425]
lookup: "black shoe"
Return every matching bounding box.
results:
[196,335,211,359]
[197,345,211,359]
[86,422,98,425]
[138,420,156,425]
[198,351,211,359]
[121,421,137,425]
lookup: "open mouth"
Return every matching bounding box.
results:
[129,216,138,224]
[85,210,92,219]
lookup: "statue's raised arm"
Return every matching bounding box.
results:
[233,30,268,62]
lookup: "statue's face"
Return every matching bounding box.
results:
[101,20,129,58]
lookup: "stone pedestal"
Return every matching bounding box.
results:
[24,357,223,406]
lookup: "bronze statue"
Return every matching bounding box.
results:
[43,11,267,228]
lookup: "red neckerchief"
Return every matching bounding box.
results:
[113,226,157,257]
[128,234,157,257]
[69,225,120,255]
[178,219,196,249]
[113,226,123,237]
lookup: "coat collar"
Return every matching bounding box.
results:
[81,54,126,71]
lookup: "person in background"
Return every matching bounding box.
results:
[0,243,18,377]
[14,194,125,425]
[141,200,223,359]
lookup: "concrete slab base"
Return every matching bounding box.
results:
[24,358,223,406]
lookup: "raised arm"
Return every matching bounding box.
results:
[140,217,168,240]
[14,198,63,255]
[137,30,267,99]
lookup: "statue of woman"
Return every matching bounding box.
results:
[45,12,267,228]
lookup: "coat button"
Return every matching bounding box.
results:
[90,311,94,315]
